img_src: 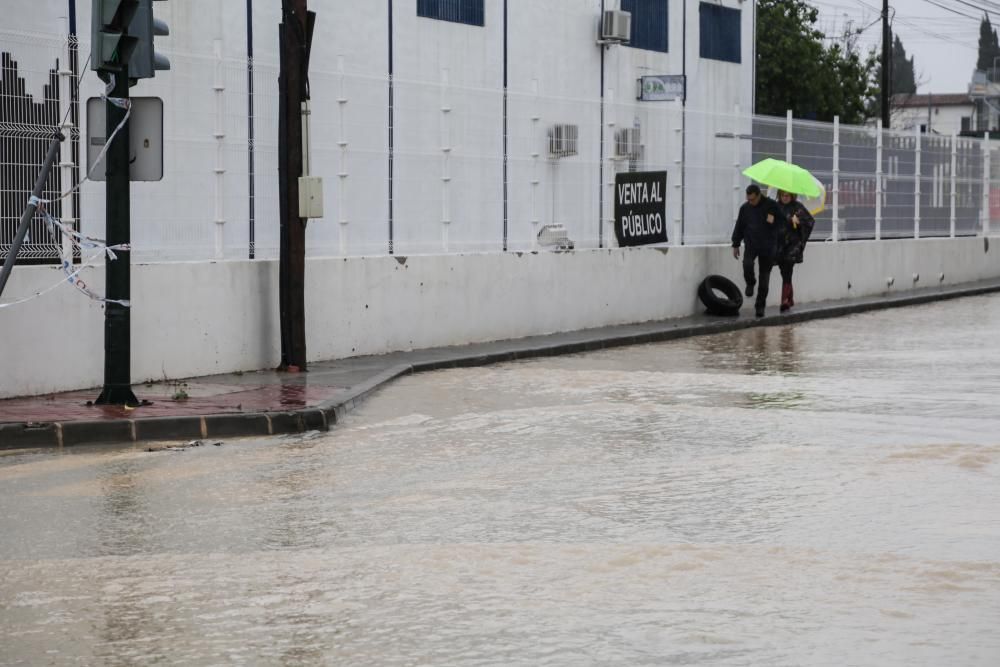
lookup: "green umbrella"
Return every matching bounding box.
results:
[742,158,822,198]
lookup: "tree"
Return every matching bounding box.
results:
[977,14,1000,71]
[868,32,919,115]
[755,0,877,124]
[891,34,916,95]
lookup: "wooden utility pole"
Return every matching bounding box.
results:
[882,0,891,129]
[278,0,314,371]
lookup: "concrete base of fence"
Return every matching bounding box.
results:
[1,237,999,401]
[2,277,1000,450]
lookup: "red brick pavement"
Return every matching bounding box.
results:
[0,382,344,424]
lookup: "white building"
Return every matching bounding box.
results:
[3,2,1000,401]
[891,93,975,135]
[2,0,758,259]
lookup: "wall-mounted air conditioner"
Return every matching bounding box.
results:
[599,10,631,44]
[549,124,579,158]
[615,127,641,159]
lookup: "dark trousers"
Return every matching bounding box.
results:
[742,247,774,309]
[779,261,794,284]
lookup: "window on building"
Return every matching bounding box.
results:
[699,2,740,63]
[961,116,971,132]
[417,0,484,27]
[621,0,668,53]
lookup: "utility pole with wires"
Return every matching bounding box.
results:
[882,0,891,129]
[277,0,315,372]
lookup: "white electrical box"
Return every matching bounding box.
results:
[298,176,324,218]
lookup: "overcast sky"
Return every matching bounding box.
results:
[811,0,987,94]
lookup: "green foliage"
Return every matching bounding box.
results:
[755,0,877,124]
[868,33,917,114]
[977,15,1000,71]
[891,35,916,95]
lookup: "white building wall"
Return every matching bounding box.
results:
[893,104,974,136]
[392,1,504,254]
[4,0,757,258]
[507,1,603,250]
[310,2,390,256]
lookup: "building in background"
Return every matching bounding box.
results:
[891,93,974,135]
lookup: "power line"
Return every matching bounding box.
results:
[917,0,983,22]
[948,0,1000,19]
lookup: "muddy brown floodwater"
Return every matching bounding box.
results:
[2,295,999,666]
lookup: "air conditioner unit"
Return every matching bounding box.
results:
[614,127,641,159]
[549,124,579,158]
[600,10,631,44]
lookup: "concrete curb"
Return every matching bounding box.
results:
[3,281,999,450]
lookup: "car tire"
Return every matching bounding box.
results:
[698,275,744,316]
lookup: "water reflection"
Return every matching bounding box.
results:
[96,459,159,557]
[1,295,1000,665]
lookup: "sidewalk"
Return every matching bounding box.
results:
[3,278,1000,449]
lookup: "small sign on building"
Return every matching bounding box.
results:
[614,170,668,247]
[86,97,164,182]
[636,75,685,102]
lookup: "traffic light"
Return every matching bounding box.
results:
[91,0,140,77]
[129,0,170,81]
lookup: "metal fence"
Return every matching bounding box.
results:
[751,112,990,241]
[2,27,997,266]
[0,30,79,265]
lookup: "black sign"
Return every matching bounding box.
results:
[614,170,668,247]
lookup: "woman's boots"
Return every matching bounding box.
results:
[780,283,794,312]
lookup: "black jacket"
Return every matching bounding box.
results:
[731,196,786,258]
[778,200,815,264]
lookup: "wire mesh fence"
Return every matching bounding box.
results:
[0,30,79,265]
[2,26,997,267]
[752,115,987,241]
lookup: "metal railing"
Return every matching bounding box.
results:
[0,30,80,265]
[751,113,990,241]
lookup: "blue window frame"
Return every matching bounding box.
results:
[417,0,485,27]
[699,3,741,63]
[621,0,668,53]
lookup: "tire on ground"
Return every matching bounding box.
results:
[698,275,743,316]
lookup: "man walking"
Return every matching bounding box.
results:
[732,184,786,317]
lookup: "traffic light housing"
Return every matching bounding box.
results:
[91,0,140,77]
[129,0,170,81]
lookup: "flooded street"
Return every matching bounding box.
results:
[2,295,1000,666]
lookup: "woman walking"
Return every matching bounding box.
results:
[776,190,815,312]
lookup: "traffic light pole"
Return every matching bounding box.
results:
[95,69,138,406]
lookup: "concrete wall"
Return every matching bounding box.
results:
[2,237,999,398]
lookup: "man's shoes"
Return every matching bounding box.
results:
[755,307,765,318]
[745,283,755,297]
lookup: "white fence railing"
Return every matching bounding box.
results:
[2,28,998,265]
